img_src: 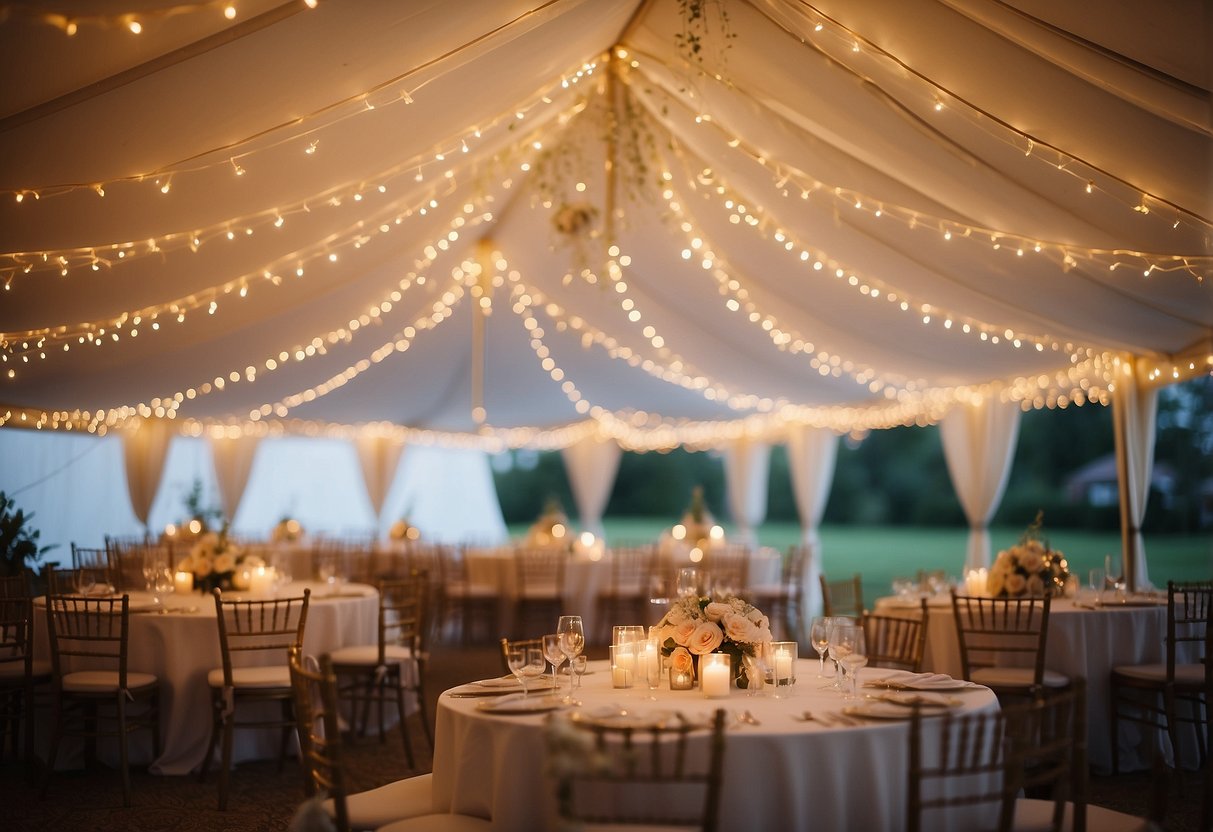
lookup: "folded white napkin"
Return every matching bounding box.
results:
[864,671,981,691]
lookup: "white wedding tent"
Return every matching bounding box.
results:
[1,0,1209,584]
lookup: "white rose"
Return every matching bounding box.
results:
[686,621,724,655]
[722,612,758,644]
[703,602,732,622]
[194,557,214,578]
[1026,574,1045,596]
[664,605,689,626]
[176,555,195,573]
[671,619,698,647]
[213,552,236,574]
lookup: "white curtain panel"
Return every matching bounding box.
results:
[940,398,1022,571]
[1112,355,1158,590]
[786,425,839,620]
[722,437,771,547]
[208,434,261,522]
[354,435,406,523]
[560,434,622,539]
[121,418,175,528]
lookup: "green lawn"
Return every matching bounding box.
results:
[510,518,1213,609]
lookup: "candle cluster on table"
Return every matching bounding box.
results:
[964,568,990,596]
[772,641,797,693]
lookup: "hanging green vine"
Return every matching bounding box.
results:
[675,0,736,71]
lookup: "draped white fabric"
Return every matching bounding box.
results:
[121,418,174,528]
[208,434,261,522]
[940,399,1022,571]
[354,435,406,521]
[786,425,839,619]
[1112,355,1158,591]
[722,437,771,547]
[559,435,622,539]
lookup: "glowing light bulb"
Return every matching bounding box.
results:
[128,19,142,34]
[224,5,236,19]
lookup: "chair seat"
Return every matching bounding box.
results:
[1012,797,1153,832]
[330,644,417,667]
[323,773,433,829]
[971,667,1069,689]
[0,659,52,680]
[377,813,494,832]
[207,665,291,689]
[1111,662,1206,687]
[62,670,158,693]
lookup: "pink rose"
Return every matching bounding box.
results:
[669,646,694,674]
[686,621,724,655]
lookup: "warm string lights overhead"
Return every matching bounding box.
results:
[753,0,1213,241]
[0,0,313,39]
[2,66,593,282]
[4,29,595,205]
[661,155,1105,370]
[625,67,1212,284]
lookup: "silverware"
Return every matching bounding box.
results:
[742,710,761,726]
[447,690,523,698]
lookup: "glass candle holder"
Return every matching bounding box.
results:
[610,643,636,689]
[700,653,731,698]
[669,667,695,690]
[771,641,797,695]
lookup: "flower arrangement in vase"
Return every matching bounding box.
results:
[175,526,263,593]
[655,594,772,688]
[987,512,1073,598]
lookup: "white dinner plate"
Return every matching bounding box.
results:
[864,673,980,692]
[569,708,676,729]
[476,694,567,714]
[843,702,950,720]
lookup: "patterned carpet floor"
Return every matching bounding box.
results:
[4,643,1206,831]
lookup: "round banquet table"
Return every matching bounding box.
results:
[431,660,1000,830]
[874,591,1197,772]
[34,580,380,775]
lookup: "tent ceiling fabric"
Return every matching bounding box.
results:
[0,0,1209,449]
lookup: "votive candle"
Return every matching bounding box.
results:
[701,653,731,698]
[174,571,193,595]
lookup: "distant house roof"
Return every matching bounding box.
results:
[1064,455,1176,503]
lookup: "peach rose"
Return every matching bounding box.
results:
[669,646,694,674]
[704,602,732,622]
[721,612,758,644]
[686,621,724,655]
[1005,573,1027,595]
[671,619,698,647]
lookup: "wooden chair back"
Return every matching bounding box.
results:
[908,682,1088,832]
[950,591,1051,688]
[288,648,352,832]
[820,573,864,618]
[514,547,566,599]
[1165,580,1213,677]
[862,598,928,672]
[0,574,34,681]
[706,544,749,597]
[606,546,655,598]
[211,589,311,686]
[45,594,132,688]
[548,708,727,831]
[377,574,427,663]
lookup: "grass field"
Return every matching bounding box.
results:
[510,518,1213,609]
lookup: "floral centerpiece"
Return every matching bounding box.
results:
[987,512,1073,598]
[525,497,570,547]
[655,594,772,688]
[175,527,263,593]
[271,517,304,544]
[668,486,724,549]
[389,517,421,542]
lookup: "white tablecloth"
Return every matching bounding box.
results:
[874,592,1194,772]
[35,580,380,775]
[431,660,999,830]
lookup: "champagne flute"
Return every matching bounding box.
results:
[837,627,868,699]
[809,616,834,677]
[557,615,585,703]
[542,633,566,696]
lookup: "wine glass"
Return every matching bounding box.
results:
[1087,568,1105,607]
[676,567,702,598]
[809,616,834,677]
[837,627,868,699]
[825,619,856,692]
[507,646,547,699]
[542,633,566,696]
[570,655,588,693]
[557,616,585,703]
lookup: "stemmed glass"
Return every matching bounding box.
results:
[809,616,835,678]
[556,616,585,704]
[837,627,868,699]
[570,655,588,694]
[507,645,547,699]
[824,618,856,692]
[542,633,567,697]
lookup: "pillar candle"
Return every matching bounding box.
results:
[248,566,275,597]
[701,654,731,698]
[174,571,194,594]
